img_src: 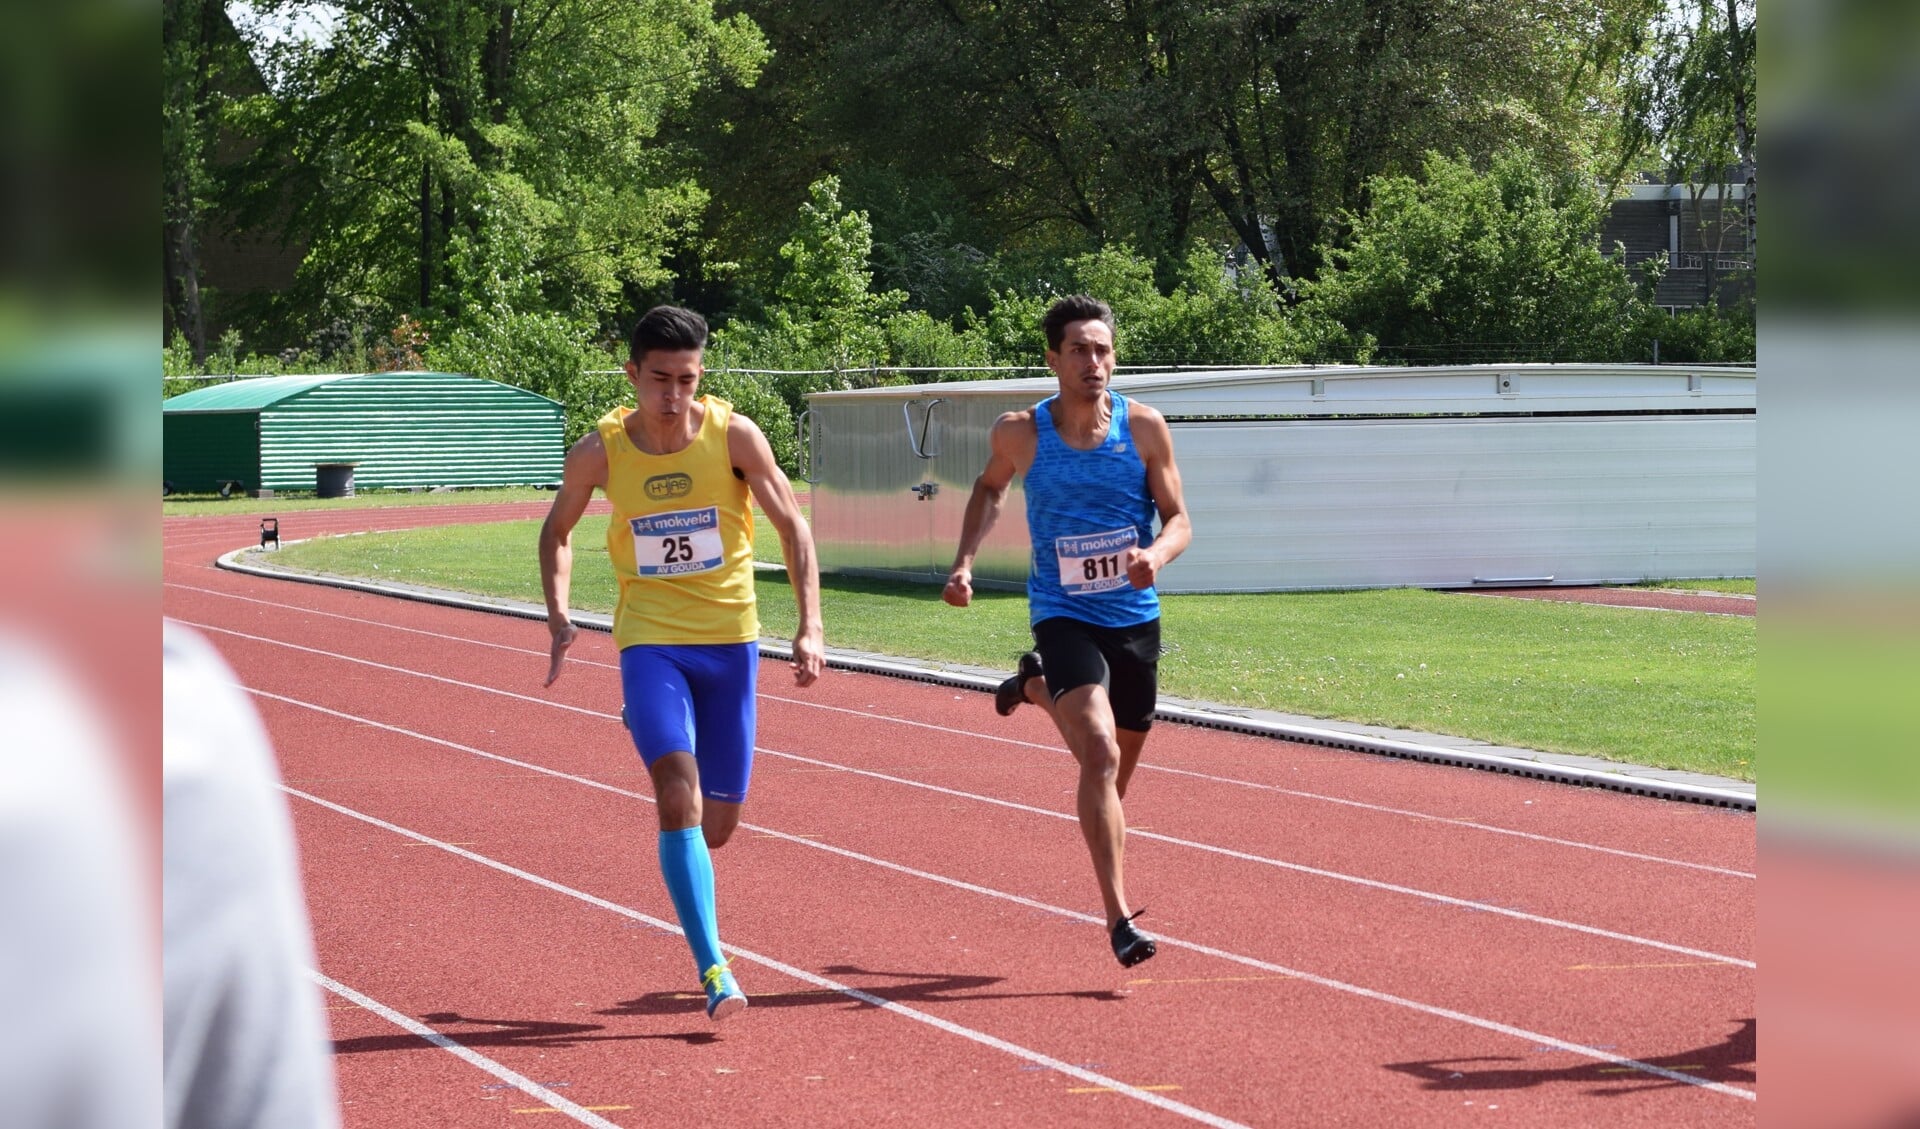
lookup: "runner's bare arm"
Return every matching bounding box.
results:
[1127,404,1191,590]
[730,414,823,687]
[539,432,608,687]
[944,411,1036,608]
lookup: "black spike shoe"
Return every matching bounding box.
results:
[994,651,1044,717]
[1110,909,1157,968]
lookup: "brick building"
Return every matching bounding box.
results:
[1600,180,1754,310]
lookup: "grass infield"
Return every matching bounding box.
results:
[261,513,1755,781]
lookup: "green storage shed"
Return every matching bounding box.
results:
[163,371,565,495]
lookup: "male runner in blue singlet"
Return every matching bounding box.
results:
[943,294,1192,967]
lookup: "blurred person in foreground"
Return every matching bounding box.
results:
[0,632,154,1129]
[943,294,1193,968]
[164,620,338,1129]
[540,305,824,1021]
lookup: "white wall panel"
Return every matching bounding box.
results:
[806,365,1756,592]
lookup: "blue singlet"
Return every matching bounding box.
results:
[1023,392,1160,629]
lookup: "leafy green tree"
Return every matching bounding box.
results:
[768,177,906,368]
[1300,150,1642,363]
[164,0,254,361]
[1603,0,1755,308]
[687,0,1637,303]
[223,0,767,353]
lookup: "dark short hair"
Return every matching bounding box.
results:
[629,306,709,362]
[1041,294,1115,351]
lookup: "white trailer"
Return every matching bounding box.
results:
[801,364,1754,593]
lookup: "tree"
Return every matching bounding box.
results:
[222,0,768,351]
[1605,0,1756,301]
[1300,150,1642,363]
[163,0,252,361]
[684,0,1635,305]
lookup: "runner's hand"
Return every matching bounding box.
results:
[544,619,577,687]
[791,626,825,688]
[1125,547,1159,590]
[942,569,974,607]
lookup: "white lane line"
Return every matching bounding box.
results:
[288,787,1253,1129]
[177,619,1751,966]
[759,749,1755,970]
[258,687,1754,1101]
[165,591,1748,879]
[165,584,621,669]
[757,693,1757,881]
[178,620,609,719]
[308,971,623,1128]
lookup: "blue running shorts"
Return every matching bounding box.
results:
[618,642,759,803]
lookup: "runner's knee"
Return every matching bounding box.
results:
[651,764,702,830]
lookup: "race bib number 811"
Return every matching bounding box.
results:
[1055,527,1138,596]
[630,506,724,576]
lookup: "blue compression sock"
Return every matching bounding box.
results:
[657,827,726,979]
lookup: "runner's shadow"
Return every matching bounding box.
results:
[600,964,1125,1017]
[1383,1018,1754,1096]
[332,1011,719,1055]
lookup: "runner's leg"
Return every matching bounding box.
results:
[1052,684,1132,929]
[623,648,735,1013]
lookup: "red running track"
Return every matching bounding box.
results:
[164,505,1756,1128]
[1458,586,1757,617]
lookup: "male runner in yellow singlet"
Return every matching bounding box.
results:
[540,305,824,1020]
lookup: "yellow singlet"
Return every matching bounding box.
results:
[600,396,758,647]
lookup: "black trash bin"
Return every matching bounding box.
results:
[315,462,359,498]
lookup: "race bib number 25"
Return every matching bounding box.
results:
[1055,527,1138,596]
[630,506,724,576]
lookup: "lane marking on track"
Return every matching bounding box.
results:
[162,597,1752,879]
[757,749,1757,971]
[1127,976,1295,986]
[260,688,1756,1102]
[177,620,610,716]
[514,1107,632,1115]
[287,787,1256,1129]
[165,584,624,671]
[307,970,625,1129]
[178,619,1752,968]
[1069,1084,1183,1094]
[1567,962,1733,971]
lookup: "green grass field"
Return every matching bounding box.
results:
[264,515,1755,780]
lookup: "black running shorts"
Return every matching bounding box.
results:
[1031,616,1162,733]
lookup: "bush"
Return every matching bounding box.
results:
[1631,300,1755,364]
[1301,149,1642,364]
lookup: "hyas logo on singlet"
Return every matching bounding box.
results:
[645,472,693,501]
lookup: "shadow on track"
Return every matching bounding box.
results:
[1383,1018,1754,1095]
[332,1012,719,1055]
[601,963,1127,1017]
